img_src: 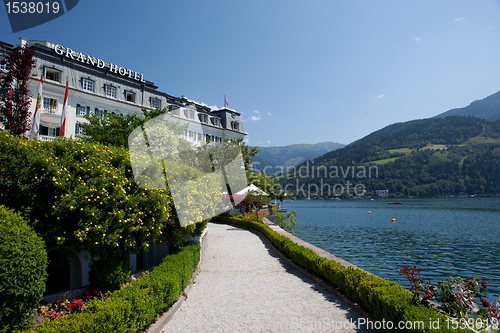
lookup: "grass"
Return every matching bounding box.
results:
[467,136,500,145]
[371,157,398,165]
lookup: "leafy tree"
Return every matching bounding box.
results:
[270,207,297,234]
[239,190,270,221]
[0,43,36,138]
[80,107,169,147]
[232,137,260,171]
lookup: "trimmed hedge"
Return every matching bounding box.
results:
[216,216,470,333]
[0,206,48,332]
[34,243,200,333]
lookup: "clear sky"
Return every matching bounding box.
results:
[2,0,500,147]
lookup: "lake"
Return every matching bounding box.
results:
[278,198,500,301]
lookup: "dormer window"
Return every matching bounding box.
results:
[45,68,60,82]
[82,78,94,92]
[199,114,208,123]
[105,85,116,99]
[184,109,194,120]
[211,117,221,126]
[150,98,161,109]
[125,91,135,103]
[231,121,239,131]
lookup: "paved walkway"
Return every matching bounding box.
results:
[161,222,374,333]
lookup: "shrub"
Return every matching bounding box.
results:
[0,206,48,332]
[88,254,131,293]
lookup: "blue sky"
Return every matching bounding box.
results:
[2,0,500,147]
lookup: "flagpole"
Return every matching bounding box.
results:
[60,76,68,137]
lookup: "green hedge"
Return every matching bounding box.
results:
[34,243,200,333]
[215,216,470,333]
[0,206,48,332]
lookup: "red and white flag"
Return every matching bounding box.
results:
[224,95,228,107]
[59,79,68,137]
[29,75,43,140]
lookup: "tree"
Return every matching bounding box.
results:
[240,190,270,221]
[80,107,169,147]
[229,137,260,171]
[0,43,36,138]
[270,207,297,234]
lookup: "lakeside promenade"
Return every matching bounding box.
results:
[158,222,375,333]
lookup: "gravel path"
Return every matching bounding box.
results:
[161,222,375,333]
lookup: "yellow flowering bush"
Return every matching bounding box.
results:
[0,131,203,257]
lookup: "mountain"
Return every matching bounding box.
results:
[435,91,500,121]
[276,116,500,198]
[251,142,345,175]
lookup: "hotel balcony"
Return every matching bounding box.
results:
[40,105,61,127]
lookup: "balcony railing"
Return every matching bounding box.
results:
[39,135,56,142]
[42,106,58,114]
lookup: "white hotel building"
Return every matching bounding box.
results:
[1,38,246,143]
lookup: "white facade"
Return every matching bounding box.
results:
[1,38,246,143]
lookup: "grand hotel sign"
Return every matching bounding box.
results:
[54,44,146,82]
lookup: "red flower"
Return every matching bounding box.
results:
[483,300,490,308]
[481,281,487,289]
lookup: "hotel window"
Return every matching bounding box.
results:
[231,121,239,131]
[0,62,6,71]
[184,109,194,120]
[45,68,60,83]
[150,98,161,109]
[40,125,59,137]
[211,118,220,126]
[75,123,84,135]
[94,108,104,118]
[199,114,208,123]
[82,78,94,92]
[76,104,89,117]
[197,133,201,141]
[43,97,57,113]
[105,85,116,99]
[125,91,135,103]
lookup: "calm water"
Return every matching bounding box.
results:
[279,198,500,301]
